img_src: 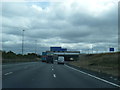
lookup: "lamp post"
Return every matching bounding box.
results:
[22,30,25,55]
[35,40,37,54]
[91,44,93,54]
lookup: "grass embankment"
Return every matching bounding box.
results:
[68,52,119,77]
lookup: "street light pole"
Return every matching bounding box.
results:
[91,44,93,54]
[35,40,37,54]
[22,30,25,55]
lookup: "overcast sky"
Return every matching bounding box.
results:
[1,0,119,54]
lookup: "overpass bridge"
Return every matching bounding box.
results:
[46,51,80,61]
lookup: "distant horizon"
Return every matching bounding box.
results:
[1,48,119,55]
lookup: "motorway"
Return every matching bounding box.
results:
[2,62,119,88]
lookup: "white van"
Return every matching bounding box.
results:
[57,56,64,64]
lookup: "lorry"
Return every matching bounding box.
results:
[41,56,47,62]
[41,52,47,62]
[57,56,65,64]
[46,55,54,64]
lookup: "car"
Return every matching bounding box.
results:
[57,56,64,64]
[70,57,74,61]
[54,60,57,62]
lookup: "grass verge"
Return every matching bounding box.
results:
[68,52,119,77]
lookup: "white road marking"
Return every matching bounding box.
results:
[65,65,120,88]
[53,74,56,78]
[24,67,28,69]
[4,72,13,76]
[52,69,54,71]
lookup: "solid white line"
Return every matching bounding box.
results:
[65,65,120,88]
[53,74,56,78]
[4,72,13,76]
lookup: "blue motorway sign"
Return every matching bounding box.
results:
[109,48,114,51]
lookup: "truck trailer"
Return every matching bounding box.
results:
[41,52,47,62]
[46,55,54,64]
[41,56,47,62]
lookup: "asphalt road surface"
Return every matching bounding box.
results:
[2,62,119,88]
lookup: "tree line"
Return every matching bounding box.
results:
[1,50,41,63]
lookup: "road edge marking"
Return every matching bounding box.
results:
[65,64,120,88]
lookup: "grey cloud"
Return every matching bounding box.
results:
[2,2,37,18]
[69,11,117,28]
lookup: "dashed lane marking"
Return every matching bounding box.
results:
[53,74,56,78]
[4,72,13,76]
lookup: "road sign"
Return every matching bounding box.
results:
[109,48,114,52]
[47,52,54,55]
